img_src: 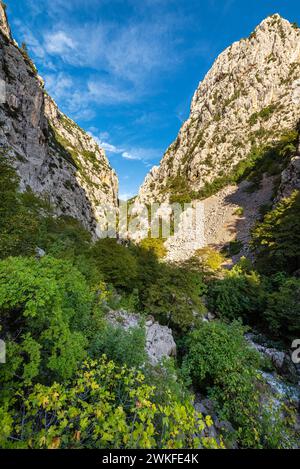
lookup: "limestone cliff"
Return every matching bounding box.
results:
[0,2,118,236]
[138,14,300,205]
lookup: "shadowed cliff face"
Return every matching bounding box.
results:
[137,14,300,205]
[0,2,118,237]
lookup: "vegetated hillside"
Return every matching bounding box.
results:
[138,14,300,205]
[0,3,300,451]
[1,150,300,450]
[0,2,118,236]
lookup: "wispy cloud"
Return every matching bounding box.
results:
[15,0,199,110]
[44,31,75,55]
[88,131,161,163]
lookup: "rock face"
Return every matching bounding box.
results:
[0,3,118,236]
[138,15,300,205]
[107,310,177,365]
[0,2,11,40]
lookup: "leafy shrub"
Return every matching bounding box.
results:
[264,277,300,342]
[193,247,225,272]
[0,358,220,449]
[90,239,138,292]
[89,322,147,368]
[181,321,296,448]
[252,191,300,274]
[208,262,265,323]
[222,240,243,257]
[139,237,167,259]
[0,256,99,390]
[143,263,206,333]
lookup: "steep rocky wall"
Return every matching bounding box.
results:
[138,14,300,205]
[0,3,118,236]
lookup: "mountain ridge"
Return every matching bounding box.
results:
[137,13,300,206]
[0,1,118,237]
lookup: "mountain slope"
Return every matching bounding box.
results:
[0,2,118,237]
[138,14,300,205]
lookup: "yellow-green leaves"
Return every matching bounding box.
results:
[1,357,220,450]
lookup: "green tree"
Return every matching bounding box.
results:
[264,277,300,342]
[90,239,138,292]
[252,191,300,274]
[143,263,206,332]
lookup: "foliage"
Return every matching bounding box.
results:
[249,105,277,126]
[89,322,147,369]
[139,237,167,259]
[193,247,226,272]
[264,277,300,342]
[90,239,138,292]
[181,321,296,448]
[143,263,206,333]
[222,240,243,257]
[252,191,300,274]
[0,358,221,449]
[0,256,99,390]
[208,261,265,323]
[0,154,48,259]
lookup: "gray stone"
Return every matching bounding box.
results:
[0,8,118,238]
[107,310,176,365]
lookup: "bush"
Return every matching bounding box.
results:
[139,237,167,259]
[208,262,265,323]
[89,322,147,369]
[143,263,206,333]
[181,321,296,448]
[90,239,138,292]
[0,358,220,449]
[264,277,300,342]
[193,247,225,272]
[252,191,300,274]
[0,256,100,390]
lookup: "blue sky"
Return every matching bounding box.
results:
[6,0,300,199]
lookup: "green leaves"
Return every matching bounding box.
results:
[252,191,300,274]
[0,358,220,449]
[0,256,97,386]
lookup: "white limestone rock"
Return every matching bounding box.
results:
[107,310,176,365]
[0,6,118,237]
[137,15,300,206]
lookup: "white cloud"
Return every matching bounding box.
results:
[44,31,75,55]
[87,80,135,105]
[88,131,161,163]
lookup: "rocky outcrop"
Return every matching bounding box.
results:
[138,15,300,205]
[0,3,118,236]
[0,2,11,40]
[246,333,300,384]
[107,310,177,365]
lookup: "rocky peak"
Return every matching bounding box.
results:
[0,2,11,40]
[137,14,300,205]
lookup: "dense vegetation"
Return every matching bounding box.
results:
[0,153,299,449]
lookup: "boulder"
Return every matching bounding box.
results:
[107,310,176,365]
